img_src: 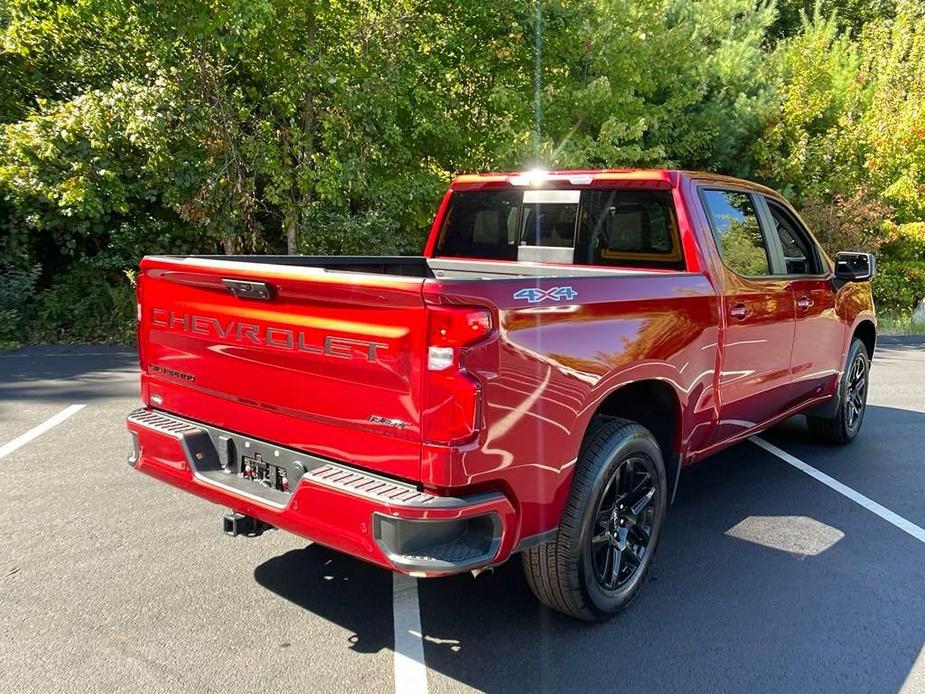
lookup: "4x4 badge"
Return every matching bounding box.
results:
[513,286,578,304]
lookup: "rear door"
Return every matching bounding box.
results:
[137,256,428,481]
[758,196,846,401]
[700,188,797,442]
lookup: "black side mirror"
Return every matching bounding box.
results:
[834,251,876,282]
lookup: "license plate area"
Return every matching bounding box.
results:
[139,409,335,508]
[240,451,290,493]
[212,432,321,502]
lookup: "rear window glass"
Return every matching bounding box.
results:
[434,189,684,269]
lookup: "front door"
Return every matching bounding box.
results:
[761,196,846,402]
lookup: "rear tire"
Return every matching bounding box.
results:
[522,417,667,621]
[806,338,870,445]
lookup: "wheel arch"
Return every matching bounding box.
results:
[586,379,683,503]
[852,319,876,360]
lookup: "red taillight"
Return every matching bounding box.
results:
[423,306,492,444]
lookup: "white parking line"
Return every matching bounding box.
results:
[393,572,428,694]
[0,405,86,460]
[751,436,925,544]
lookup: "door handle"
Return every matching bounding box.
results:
[729,303,749,320]
[797,296,814,311]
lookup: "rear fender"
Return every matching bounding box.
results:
[546,365,693,528]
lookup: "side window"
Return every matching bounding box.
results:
[702,189,771,277]
[766,200,820,275]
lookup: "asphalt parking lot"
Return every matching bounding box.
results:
[1,339,923,694]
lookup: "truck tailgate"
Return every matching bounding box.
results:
[137,256,427,481]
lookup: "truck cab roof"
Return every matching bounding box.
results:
[449,169,781,198]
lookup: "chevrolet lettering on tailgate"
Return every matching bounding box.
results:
[151,308,389,361]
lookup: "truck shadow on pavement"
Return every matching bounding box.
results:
[255,410,925,692]
[253,545,394,655]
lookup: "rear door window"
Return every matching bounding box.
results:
[701,189,771,277]
[434,188,684,269]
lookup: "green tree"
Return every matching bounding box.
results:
[856,6,925,222]
[524,0,778,176]
[771,0,898,39]
[1,0,540,256]
[3,0,925,341]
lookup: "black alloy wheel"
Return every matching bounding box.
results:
[522,417,667,620]
[844,350,869,433]
[589,456,657,591]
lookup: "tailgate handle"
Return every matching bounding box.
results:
[222,278,274,301]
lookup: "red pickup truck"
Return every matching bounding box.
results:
[127,169,876,620]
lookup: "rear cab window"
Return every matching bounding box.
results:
[433,188,686,270]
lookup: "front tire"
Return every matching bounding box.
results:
[522,417,667,621]
[807,338,870,444]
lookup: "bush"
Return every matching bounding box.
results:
[879,222,925,263]
[873,260,925,317]
[28,264,137,344]
[873,223,925,317]
[799,188,895,257]
[296,209,423,256]
[0,264,39,349]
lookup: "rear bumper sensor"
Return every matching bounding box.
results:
[126,408,516,575]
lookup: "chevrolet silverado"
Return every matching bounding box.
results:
[126,169,877,620]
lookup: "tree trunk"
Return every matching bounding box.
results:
[291,5,317,256]
[286,217,298,255]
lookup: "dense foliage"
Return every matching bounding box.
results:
[1,0,924,345]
